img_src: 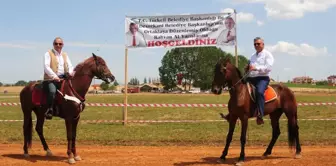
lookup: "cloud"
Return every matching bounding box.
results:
[256,20,264,26]
[266,41,330,57]
[66,42,124,48]
[237,12,255,23]
[283,67,292,71]
[0,41,123,49]
[220,8,263,25]
[232,0,336,19]
[0,43,36,49]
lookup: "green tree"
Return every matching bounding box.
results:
[100,82,109,91]
[108,85,117,90]
[159,47,249,90]
[113,80,119,86]
[14,80,28,86]
[128,77,140,85]
[0,82,3,86]
[143,77,147,84]
[148,78,152,84]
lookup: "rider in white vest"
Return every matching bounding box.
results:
[43,37,74,119]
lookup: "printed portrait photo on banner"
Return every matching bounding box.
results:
[217,16,236,46]
[125,22,147,47]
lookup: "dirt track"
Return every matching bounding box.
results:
[0,144,335,166]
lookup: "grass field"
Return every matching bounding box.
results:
[283,83,336,89]
[0,93,335,146]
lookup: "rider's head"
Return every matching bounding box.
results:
[53,37,64,53]
[254,37,264,53]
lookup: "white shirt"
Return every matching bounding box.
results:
[44,49,74,79]
[125,31,147,47]
[248,49,274,77]
[217,28,236,46]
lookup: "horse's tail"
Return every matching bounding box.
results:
[287,108,299,149]
[20,85,33,149]
[23,112,33,148]
[281,86,299,149]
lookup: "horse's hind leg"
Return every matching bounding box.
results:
[34,109,53,156]
[263,109,283,158]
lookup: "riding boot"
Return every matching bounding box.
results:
[254,102,264,125]
[45,107,53,120]
[256,108,264,125]
[257,116,264,125]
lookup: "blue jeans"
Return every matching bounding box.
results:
[43,75,64,108]
[247,76,270,118]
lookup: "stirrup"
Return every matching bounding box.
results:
[45,108,53,116]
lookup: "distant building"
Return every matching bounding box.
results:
[292,76,313,84]
[327,75,336,85]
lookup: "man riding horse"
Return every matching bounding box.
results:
[222,37,274,125]
[43,37,74,119]
[246,37,274,124]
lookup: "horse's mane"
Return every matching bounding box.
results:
[73,56,96,71]
[235,67,243,79]
[216,58,246,84]
[228,63,246,84]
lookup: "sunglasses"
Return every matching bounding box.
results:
[254,43,261,46]
[54,43,63,46]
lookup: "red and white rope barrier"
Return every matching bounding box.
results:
[0,102,335,107]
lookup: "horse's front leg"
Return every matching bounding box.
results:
[236,116,249,166]
[72,117,82,161]
[218,114,238,163]
[65,118,76,164]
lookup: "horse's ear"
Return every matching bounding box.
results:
[224,57,231,64]
[92,53,97,60]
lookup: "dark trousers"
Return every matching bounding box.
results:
[247,76,270,118]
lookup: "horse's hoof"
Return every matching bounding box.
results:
[295,154,302,159]
[74,155,82,161]
[68,158,76,164]
[235,161,244,166]
[46,149,53,156]
[261,153,270,159]
[216,158,225,164]
[23,153,30,158]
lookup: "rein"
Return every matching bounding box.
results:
[226,71,250,91]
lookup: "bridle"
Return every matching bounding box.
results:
[60,57,108,104]
[220,66,251,92]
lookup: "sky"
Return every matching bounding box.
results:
[0,0,335,84]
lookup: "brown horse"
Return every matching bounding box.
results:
[20,53,115,164]
[211,57,301,166]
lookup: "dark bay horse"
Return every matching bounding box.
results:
[20,53,115,164]
[211,57,301,166]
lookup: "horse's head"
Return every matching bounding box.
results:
[211,57,235,95]
[86,53,115,84]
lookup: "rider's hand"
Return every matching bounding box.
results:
[53,76,61,82]
[249,65,257,71]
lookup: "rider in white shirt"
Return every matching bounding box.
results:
[246,37,274,125]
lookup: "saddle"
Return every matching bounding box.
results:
[246,82,277,118]
[246,82,277,103]
[32,81,63,106]
[32,80,84,106]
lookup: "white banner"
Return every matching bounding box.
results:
[125,12,236,48]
